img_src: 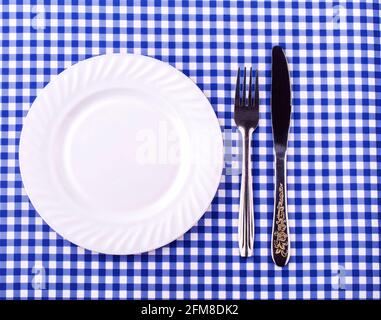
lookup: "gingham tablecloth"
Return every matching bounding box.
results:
[0,0,380,300]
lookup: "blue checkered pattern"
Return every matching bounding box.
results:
[0,0,380,300]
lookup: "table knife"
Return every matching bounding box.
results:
[271,46,292,267]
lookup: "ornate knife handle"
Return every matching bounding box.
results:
[238,127,254,257]
[271,155,290,266]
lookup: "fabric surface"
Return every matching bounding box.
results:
[0,0,380,299]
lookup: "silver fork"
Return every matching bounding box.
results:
[234,67,259,257]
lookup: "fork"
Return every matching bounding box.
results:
[234,67,259,257]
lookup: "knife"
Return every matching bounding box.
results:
[271,46,292,267]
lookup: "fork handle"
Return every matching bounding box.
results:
[271,155,291,266]
[238,127,254,257]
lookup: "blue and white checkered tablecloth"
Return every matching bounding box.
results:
[0,0,380,300]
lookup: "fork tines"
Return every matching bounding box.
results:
[234,67,259,128]
[235,67,259,109]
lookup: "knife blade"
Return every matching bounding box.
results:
[271,45,292,267]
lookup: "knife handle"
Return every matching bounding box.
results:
[238,127,254,257]
[271,155,290,266]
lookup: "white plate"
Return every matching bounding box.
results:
[19,53,223,254]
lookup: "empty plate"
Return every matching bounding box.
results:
[19,53,223,254]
